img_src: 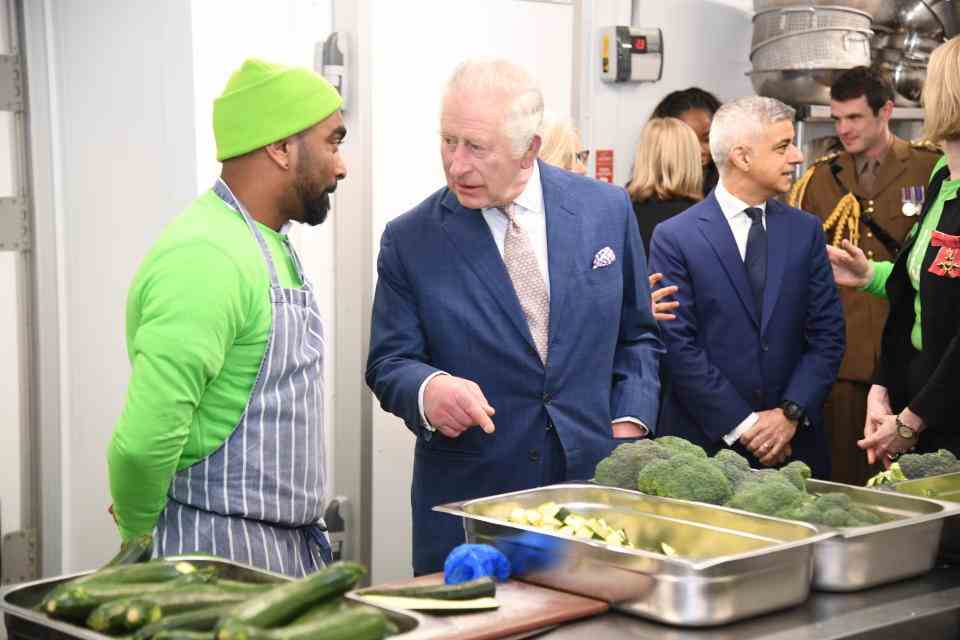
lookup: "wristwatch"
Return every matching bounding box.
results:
[780,400,809,427]
[895,415,918,439]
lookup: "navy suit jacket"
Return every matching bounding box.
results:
[366,161,663,573]
[648,192,844,478]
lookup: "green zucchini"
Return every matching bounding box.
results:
[287,598,345,625]
[359,576,495,600]
[87,598,161,633]
[134,605,236,640]
[213,580,278,594]
[217,561,364,631]
[144,587,253,616]
[218,607,387,640]
[106,535,155,567]
[44,581,186,621]
[153,632,215,640]
[41,560,200,612]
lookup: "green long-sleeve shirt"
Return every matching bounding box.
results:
[862,155,959,351]
[108,189,301,541]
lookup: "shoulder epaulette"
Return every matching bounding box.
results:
[910,139,941,154]
[811,150,843,166]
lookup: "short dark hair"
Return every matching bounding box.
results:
[652,87,722,119]
[830,66,895,114]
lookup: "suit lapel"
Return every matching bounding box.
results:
[541,163,578,349]
[762,200,788,332]
[439,190,539,356]
[697,194,760,327]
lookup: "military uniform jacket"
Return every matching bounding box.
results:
[799,136,941,382]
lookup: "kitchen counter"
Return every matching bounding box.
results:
[537,563,960,639]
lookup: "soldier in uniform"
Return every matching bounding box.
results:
[788,66,941,485]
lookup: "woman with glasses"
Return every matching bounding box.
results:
[628,117,703,255]
[538,112,589,175]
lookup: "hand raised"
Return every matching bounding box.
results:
[826,239,874,289]
[423,374,496,438]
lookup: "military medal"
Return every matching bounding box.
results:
[928,231,960,278]
[901,185,924,216]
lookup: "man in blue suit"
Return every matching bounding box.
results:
[649,96,844,479]
[366,59,663,574]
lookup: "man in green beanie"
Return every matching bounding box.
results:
[107,58,346,576]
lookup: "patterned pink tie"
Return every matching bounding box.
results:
[500,203,550,364]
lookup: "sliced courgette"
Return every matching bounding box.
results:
[358,576,495,601]
[217,561,364,631]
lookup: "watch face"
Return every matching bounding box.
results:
[897,424,916,439]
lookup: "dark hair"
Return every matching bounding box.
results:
[830,66,895,114]
[651,87,722,119]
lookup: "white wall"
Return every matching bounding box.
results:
[0,0,22,538]
[368,0,574,583]
[581,0,754,186]
[45,0,199,571]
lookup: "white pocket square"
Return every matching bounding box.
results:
[592,246,616,269]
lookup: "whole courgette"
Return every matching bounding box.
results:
[153,631,216,640]
[41,560,200,612]
[213,580,278,595]
[359,576,496,600]
[218,607,387,640]
[106,535,155,567]
[287,598,344,625]
[45,580,188,621]
[217,562,364,632]
[87,598,161,633]
[134,605,237,640]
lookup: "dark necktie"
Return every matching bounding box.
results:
[744,207,767,313]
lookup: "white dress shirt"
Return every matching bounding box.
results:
[713,180,766,445]
[417,163,644,434]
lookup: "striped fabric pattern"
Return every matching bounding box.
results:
[154,180,329,577]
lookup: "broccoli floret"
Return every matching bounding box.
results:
[815,492,852,511]
[654,436,708,459]
[848,505,883,526]
[866,463,908,487]
[727,474,806,516]
[779,461,812,492]
[593,440,673,489]
[710,449,753,489]
[776,499,820,524]
[636,453,733,505]
[820,507,854,528]
[897,449,960,480]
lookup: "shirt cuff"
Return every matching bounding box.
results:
[723,412,759,446]
[613,417,649,437]
[860,260,892,298]
[417,371,448,432]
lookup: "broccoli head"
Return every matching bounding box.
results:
[636,452,733,505]
[654,436,708,459]
[710,449,753,489]
[779,461,812,492]
[593,440,673,489]
[727,474,806,516]
[777,492,882,527]
[897,449,960,480]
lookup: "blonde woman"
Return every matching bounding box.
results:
[538,112,589,175]
[829,36,959,463]
[628,117,704,254]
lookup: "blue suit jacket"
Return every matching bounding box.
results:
[366,161,663,573]
[648,192,844,478]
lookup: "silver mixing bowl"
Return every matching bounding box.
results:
[749,68,848,105]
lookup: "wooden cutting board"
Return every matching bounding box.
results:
[357,574,608,640]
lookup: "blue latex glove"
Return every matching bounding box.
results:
[443,543,511,584]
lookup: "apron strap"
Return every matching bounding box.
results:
[213,179,283,288]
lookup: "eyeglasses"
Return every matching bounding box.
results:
[575,150,590,164]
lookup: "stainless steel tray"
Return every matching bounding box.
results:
[434,483,833,627]
[889,471,960,562]
[805,479,957,592]
[0,556,432,640]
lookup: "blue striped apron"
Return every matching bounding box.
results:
[154,179,331,577]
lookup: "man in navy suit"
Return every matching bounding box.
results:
[366,59,663,574]
[649,96,844,478]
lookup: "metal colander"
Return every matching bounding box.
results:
[750,28,873,70]
[752,6,873,47]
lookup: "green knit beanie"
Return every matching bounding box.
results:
[213,58,343,161]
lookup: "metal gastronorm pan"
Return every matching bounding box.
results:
[435,483,832,627]
[889,471,960,562]
[804,479,957,591]
[0,555,431,640]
